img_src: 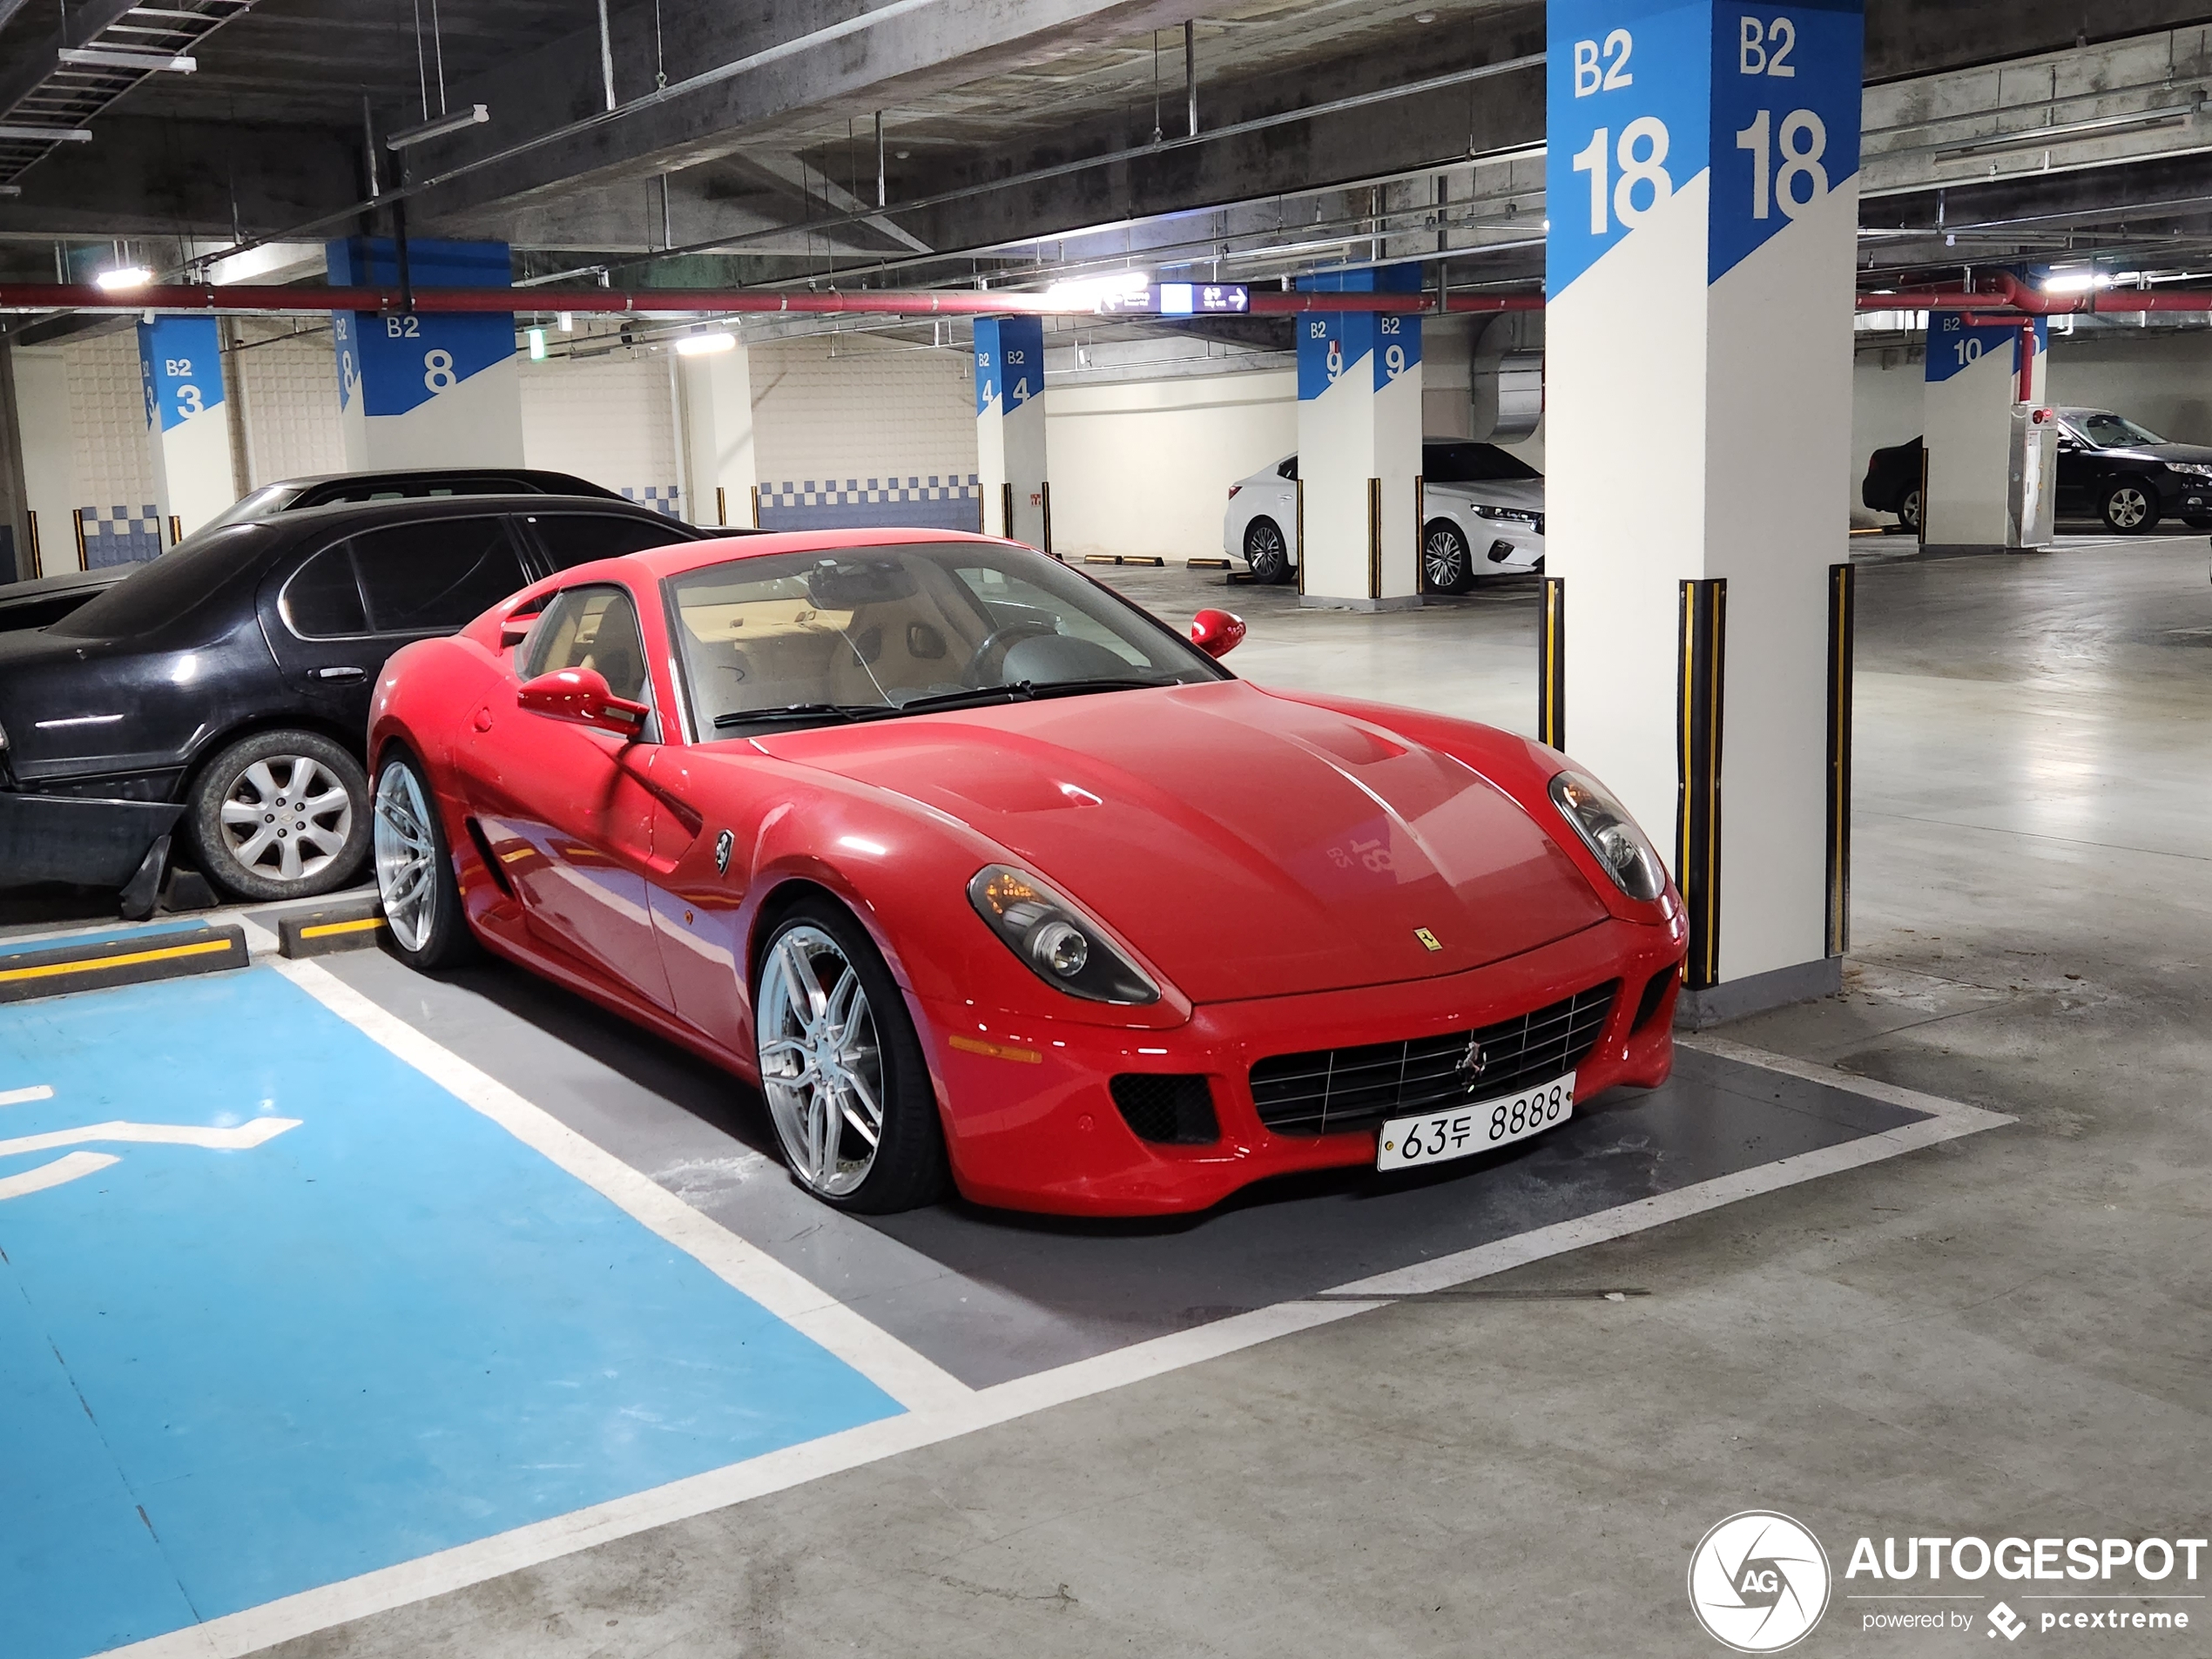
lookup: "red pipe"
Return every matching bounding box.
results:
[1857,282,2212,315]
[0,280,1504,317]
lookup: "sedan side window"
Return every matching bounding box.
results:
[525,586,651,705]
[350,517,531,634]
[280,543,369,637]
[1276,456,1298,481]
[527,513,691,568]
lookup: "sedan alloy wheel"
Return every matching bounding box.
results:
[186,729,369,900]
[1244,518,1291,585]
[374,762,438,953]
[1423,521,1474,594]
[2101,482,2156,533]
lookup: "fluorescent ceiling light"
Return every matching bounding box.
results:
[58,46,195,72]
[1042,270,1150,309]
[2041,271,2112,294]
[674,331,736,355]
[94,266,152,291]
[527,327,547,361]
[386,104,491,151]
[0,124,93,143]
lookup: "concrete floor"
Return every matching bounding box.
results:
[237,536,2211,1657]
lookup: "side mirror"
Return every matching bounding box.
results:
[1190,607,1246,659]
[516,667,649,737]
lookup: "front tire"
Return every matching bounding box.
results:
[1898,486,1921,534]
[373,750,476,969]
[1244,517,1293,585]
[755,897,948,1213]
[2101,480,2159,534]
[185,729,368,902]
[1422,519,1475,594]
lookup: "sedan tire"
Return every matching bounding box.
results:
[1899,487,1921,534]
[1422,520,1476,595]
[373,749,477,970]
[756,895,949,1213]
[2101,480,2160,534]
[185,729,369,902]
[1244,517,1294,585]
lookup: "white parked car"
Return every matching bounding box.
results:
[1222,439,1545,592]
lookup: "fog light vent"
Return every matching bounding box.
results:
[1109,1074,1219,1144]
[1631,963,1681,1032]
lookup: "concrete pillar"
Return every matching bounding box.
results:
[678,341,757,529]
[1547,0,1864,1019]
[11,347,72,575]
[0,341,30,582]
[1923,314,2047,551]
[137,314,236,543]
[326,239,523,470]
[974,316,1047,547]
[1293,264,1423,608]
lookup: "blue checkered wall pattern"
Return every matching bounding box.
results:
[78,505,164,570]
[757,473,982,533]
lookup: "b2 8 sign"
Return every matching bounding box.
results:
[1547,1,1863,298]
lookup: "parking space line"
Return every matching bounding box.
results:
[1,1083,56,1106]
[91,1028,2013,1659]
[266,954,976,1417]
[0,1149,119,1201]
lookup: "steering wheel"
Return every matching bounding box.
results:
[963,620,1058,687]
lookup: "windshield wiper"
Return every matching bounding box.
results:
[712,702,880,730]
[712,678,1179,731]
[893,677,1177,716]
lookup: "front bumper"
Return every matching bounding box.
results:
[0,790,183,888]
[918,914,1685,1216]
[1473,518,1544,571]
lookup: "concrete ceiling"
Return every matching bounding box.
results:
[6,0,2212,304]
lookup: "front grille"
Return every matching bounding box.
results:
[1109,1074,1220,1145]
[1249,981,1619,1136]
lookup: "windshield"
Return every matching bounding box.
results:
[2068,410,2168,448]
[47,524,266,638]
[667,541,1227,735]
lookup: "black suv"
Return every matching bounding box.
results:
[1861,409,2212,536]
[0,495,712,908]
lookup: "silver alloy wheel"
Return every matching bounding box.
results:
[2107,485,2150,529]
[758,924,886,1197]
[1900,488,1921,531]
[1424,525,1470,590]
[373,763,437,953]
[219,752,354,885]
[1245,519,1288,583]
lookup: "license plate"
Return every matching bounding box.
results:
[1375,1073,1574,1171]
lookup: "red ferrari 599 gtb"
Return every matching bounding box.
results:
[369,530,1685,1216]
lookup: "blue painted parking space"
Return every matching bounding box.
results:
[0,968,900,1659]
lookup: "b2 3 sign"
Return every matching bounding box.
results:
[1546,1,1863,297]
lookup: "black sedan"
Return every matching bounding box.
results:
[1,466,633,634]
[1860,409,2212,536]
[0,494,708,910]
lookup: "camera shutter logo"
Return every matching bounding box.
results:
[1687,1511,1831,1652]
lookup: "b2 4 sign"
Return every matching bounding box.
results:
[1546,2,1863,296]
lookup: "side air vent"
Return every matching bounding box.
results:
[1109,1074,1220,1145]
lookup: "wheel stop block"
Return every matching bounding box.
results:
[277,899,388,959]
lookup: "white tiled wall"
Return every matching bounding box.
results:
[64,328,154,518]
[235,324,345,487]
[749,332,978,483]
[521,351,682,513]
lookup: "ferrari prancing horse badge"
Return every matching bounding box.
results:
[714,829,734,875]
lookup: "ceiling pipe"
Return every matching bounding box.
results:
[0,281,1519,316]
[1856,283,2212,314]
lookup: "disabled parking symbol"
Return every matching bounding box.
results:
[0,1082,300,1201]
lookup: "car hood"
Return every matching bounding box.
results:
[745,678,1607,1002]
[1427,475,1545,513]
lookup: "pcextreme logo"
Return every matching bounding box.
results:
[1688,1511,1832,1653]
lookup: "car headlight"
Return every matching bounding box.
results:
[968,865,1161,1004]
[1474,504,1541,523]
[1548,771,1668,903]
[2167,461,2212,478]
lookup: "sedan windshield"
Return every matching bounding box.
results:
[2069,410,2168,448]
[667,541,1228,735]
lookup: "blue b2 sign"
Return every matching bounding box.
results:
[1547,1,1863,299]
[973,316,1043,416]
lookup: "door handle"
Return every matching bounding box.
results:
[311,665,366,682]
